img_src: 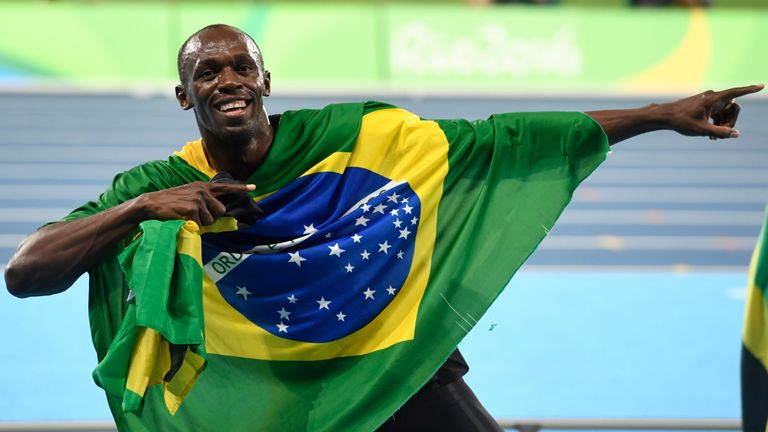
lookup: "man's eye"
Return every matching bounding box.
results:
[199,70,215,80]
[238,64,254,73]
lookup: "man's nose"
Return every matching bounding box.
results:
[218,67,242,91]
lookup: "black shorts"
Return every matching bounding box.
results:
[376,350,503,432]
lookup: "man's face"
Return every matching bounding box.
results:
[176,27,271,140]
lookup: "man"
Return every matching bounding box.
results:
[5,24,763,431]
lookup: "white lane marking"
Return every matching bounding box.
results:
[0,208,73,222]
[588,168,768,185]
[574,187,768,204]
[557,210,765,226]
[539,235,757,251]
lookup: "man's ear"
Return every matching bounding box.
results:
[263,70,271,97]
[175,85,193,110]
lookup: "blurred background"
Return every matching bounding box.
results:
[0,0,767,431]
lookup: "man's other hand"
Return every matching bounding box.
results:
[135,181,256,227]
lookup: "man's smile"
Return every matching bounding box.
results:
[215,98,250,116]
[218,100,247,112]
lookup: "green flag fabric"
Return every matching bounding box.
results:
[62,102,609,431]
[92,218,238,415]
[742,208,768,432]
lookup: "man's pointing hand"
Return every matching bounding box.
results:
[587,83,764,145]
[664,84,764,139]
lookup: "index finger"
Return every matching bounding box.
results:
[717,84,765,100]
[208,183,256,194]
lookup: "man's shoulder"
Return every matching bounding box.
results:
[109,149,209,195]
[279,101,398,121]
[117,157,186,182]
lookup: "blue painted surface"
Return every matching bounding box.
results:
[461,271,746,419]
[0,277,110,420]
[0,271,746,421]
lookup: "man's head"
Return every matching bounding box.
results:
[175,24,271,141]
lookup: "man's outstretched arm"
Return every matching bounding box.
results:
[586,84,764,145]
[4,182,254,298]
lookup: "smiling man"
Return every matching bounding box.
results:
[175,26,274,182]
[5,24,763,432]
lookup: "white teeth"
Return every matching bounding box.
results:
[219,100,247,112]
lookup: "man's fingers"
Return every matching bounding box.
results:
[718,102,741,128]
[186,213,203,228]
[209,182,256,195]
[201,193,228,218]
[141,182,252,224]
[718,83,764,101]
[705,124,740,139]
[197,206,216,226]
[709,100,740,142]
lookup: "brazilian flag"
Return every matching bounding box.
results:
[61,102,609,431]
[743,208,768,432]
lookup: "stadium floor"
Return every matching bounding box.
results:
[0,270,747,423]
[1,94,766,426]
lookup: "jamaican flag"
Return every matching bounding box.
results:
[62,102,609,431]
[743,208,768,432]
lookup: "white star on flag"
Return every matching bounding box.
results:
[360,250,370,260]
[317,297,331,310]
[328,243,345,257]
[345,263,354,273]
[401,197,409,203]
[287,294,298,304]
[351,233,363,243]
[303,224,318,235]
[398,228,411,239]
[288,251,306,267]
[390,209,399,216]
[402,204,413,214]
[397,250,404,259]
[276,322,289,333]
[324,232,333,238]
[387,192,400,203]
[378,241,391,254]
[361,203,371,212]
[363,287,376,300]
[393,219,402,228]
[277,308,291,320]
[373,203,387,214]
[411,217,419,226]
[387,285,397,295]
[336,311,346,322]
[236,286,252,300]
[355,215,369,226]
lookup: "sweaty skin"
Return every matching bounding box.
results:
[3,24,764,298]
[176,25,273,181]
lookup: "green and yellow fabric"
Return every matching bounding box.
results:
[92,218,238,415]
[743,208,768,432]
[62,102,609,431]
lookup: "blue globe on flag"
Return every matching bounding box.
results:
[201,167,421,343]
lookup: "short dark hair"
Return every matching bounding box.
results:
[176,24,264,84]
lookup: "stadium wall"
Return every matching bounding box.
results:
[0,2,766,97]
